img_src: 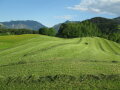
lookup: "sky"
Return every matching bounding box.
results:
[0,0,119,27]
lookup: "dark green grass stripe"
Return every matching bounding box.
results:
[97,40,106,52]
[112,42,120,51]
[0,59,119,68]
[102,39,120,55]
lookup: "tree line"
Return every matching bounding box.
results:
[0,28,38,35]
[0,27,56,36]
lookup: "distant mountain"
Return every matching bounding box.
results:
[0,20,46,30]
[53,23,62,31]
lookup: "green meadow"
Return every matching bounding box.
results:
[0,34,120,90]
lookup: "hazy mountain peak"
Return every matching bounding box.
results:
[0,20,46,30]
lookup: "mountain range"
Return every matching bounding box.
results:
[0,20,46,30]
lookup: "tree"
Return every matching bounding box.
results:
[48,28,56,36]
[39,27,56,36]
[39,27,48,35]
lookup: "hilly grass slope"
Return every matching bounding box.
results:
[0,34,120,89]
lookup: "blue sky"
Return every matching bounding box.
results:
[0,0,119,27]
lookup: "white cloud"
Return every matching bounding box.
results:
[67,0,120,15]
[55,15,75,20]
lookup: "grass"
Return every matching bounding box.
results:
[0,74,120,90]
[0,34,120,89]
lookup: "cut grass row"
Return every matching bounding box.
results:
[0,74,120,90]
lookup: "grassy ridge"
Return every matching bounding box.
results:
[0,34,120,89]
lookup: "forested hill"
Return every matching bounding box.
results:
[54,17,120,32]
[57,17,120,43]
[87,17,120,33]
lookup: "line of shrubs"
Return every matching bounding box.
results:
[0,27,57,36]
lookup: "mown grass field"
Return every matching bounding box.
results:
[0,34,120,90]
